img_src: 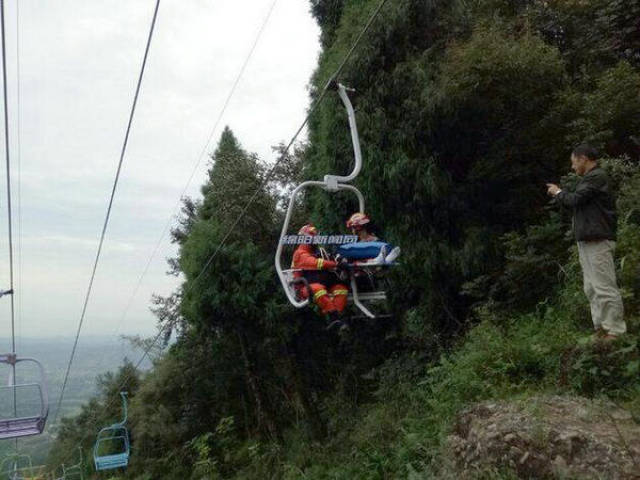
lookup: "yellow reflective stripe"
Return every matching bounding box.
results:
[333,289,348,296]
[313,289,328,300]
[317,258,324,269]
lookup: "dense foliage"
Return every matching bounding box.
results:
[45,1,640,478]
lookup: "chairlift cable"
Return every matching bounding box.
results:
[1,0,16,360]
[114,0,390,423]
[46,0,282,466]
[115,0,391,428]
[52,1,281,464]
[15,0,23,352]
[49,0,390,470]
[1,1,18,454]
[115,0,389,334]
[45,324,166,476]
[111,0,279,341]
[191,0,391,287]
[53,0,161,425]
[0,2,49,447]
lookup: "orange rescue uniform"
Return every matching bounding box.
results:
[292,244,348,315]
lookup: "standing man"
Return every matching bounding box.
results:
[547,144,626,339]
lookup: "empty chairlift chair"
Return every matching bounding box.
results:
[1,453,33,480]
[62,448,83,480]
[21,465,47,480]
[49,466,65,480]
[18,463,47,480]
[0,354,49,440]
[93,392,130,471]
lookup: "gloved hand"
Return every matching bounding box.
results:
[334,254,349,268]
[334,256,350,281]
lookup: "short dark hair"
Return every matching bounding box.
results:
[572,144,599,161]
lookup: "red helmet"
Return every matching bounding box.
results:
[346,212,370,230]
[298,224,317,236]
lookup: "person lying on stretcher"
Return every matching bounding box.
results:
[337,213,400,266]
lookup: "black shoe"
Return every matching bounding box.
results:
[325,312,344,331]
[326,320,341,330]
[326,320,345,331]
[327,320,352,335]
[326,318,351,335]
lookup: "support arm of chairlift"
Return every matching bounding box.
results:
[0,353,17,365]
[323,83,363,190]
[116,391,128,427]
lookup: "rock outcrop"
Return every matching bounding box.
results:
[446,395,640,479]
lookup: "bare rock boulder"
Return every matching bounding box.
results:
[445,395,640,479]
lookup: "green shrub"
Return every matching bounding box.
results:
[569,336,640,397]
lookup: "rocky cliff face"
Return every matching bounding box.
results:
[445,396,640,479]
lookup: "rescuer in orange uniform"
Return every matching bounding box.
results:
[292,224,349,321]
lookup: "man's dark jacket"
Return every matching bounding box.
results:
[556,166,617,241]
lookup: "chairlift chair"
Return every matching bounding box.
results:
[1,454,32,480]
[275,83,394,319]
[19,464,47,480]
[22,467,47,480]
[0,354,49,440]
[61,448,83,480]
[47,466,64,480]
[93,392,130,471]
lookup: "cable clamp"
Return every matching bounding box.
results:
[0,353,17,365]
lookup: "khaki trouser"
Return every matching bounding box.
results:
[577,240,626,335]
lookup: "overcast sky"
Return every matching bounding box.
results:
[0,0,320,343]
